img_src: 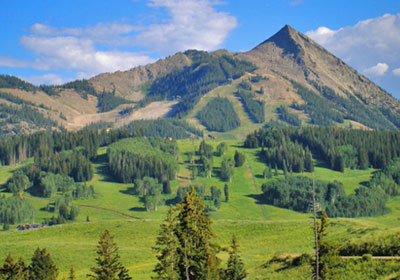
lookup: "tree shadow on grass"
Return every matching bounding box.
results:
[93,153,119,182]
[359,181,369,187]
[120,187,135,196]
[129,207,146,212]
[246,193,266,205]
[255,174,265,179]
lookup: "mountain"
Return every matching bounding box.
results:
[1,25,400,138]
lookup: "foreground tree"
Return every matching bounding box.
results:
[88,229,132,280]
[317,212,340,280]
[223,235,247,280]
[0,254,28,280]
[153,188,222,279]
[29,248,58,280]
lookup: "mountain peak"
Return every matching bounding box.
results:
[252,24,306,58]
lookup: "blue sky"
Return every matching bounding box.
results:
[1,0,400,98]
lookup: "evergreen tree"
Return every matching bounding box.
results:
[223,235,247,280]
[220,157,234,182]
[153,208,180,280]
[68,266,76,280]
[88,230,132,280]
[153,188,221,279]
[224,184,229,203]
[317,212,340,280]
[358,148,369,170]
[163,181,171,195]
[305,148,314,172]
[29,248,58,280]
[216,142,228,157]
[234,151,245,167]
[333,155,345,173]
[191,165,198,180]
[0,254,28,280]
[274,164,278,176]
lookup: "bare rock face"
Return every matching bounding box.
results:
[89,52,191,101]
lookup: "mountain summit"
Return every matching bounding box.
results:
[1,24,400,136]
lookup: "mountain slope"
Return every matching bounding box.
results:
[1,24,400,136]
[239,25,400,127]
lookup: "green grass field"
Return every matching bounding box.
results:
[0,139,399,279]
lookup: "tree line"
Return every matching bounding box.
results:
[244,126,400,171]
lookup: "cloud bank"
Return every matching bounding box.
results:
[306,13,400,77]
[4,0,237,85]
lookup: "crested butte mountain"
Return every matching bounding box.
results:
[1,24,400,137]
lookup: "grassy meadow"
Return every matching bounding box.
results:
[0,139,399,279]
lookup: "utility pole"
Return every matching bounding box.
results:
[312,174,319,280]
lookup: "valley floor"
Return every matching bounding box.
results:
[0,139,399,279]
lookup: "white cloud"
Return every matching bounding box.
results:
[393,68,400,77]
[23,73,66,85]
[305,26,338,45]
[306,13,400,74]
[3,0,237,83]
[20,35,155,74]
[0,56,29,68]
[364,62,389,76]
[137,0,237,55]
[30,23,139,46]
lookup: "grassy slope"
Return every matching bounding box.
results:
[0,140,399,279]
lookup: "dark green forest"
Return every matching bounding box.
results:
[245,126,400,171]
[197,97,240,132]
[107,137,178,184]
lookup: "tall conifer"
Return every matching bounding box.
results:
[88,230,132,280]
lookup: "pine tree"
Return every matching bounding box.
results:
[223,235,247,280]
[317,212,340,280]
[305,148,314,172]
[358,148,369,170]
[153,188,221,280]
[153,208,180,280]
[162,181,171,195]
[0,254,28,280]
[29,248,58,280]
[88,229,132,280]
[68,266,76,280]
[224,184,229,203]
[234,151,245,167]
